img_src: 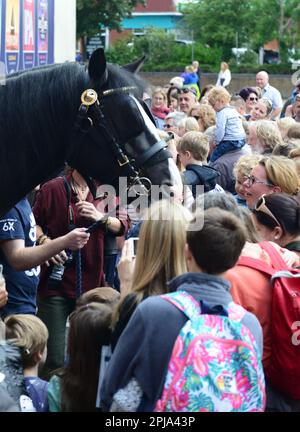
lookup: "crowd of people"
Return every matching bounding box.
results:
[1,60,300,413]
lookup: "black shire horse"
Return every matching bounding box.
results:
[0,48,181,217]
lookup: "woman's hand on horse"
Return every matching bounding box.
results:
[63,228,90,251]
[75,201,104,222]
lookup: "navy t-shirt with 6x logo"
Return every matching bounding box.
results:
[0,198,40,318]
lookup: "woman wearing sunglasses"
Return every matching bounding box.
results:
[250,98,273,121]
[252,193,300,256]
[239,87,259,118]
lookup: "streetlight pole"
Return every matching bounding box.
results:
[191,30,194,62]
[236,32,239,64]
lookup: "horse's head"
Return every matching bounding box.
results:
[67,49,182,201]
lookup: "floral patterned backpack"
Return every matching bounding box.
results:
[155,291,266,412]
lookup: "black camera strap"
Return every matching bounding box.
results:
[63,176,82,298]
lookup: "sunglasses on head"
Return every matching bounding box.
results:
[180,87,197,96]
[248,96,258,102]
[254,194,280,227]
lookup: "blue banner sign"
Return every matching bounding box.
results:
[0,0,54,74]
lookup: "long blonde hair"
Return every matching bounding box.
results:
[114,200,192,323]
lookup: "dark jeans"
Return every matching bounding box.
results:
[210,139,246,163]
[266,381,300,412]
[37,296,76,379]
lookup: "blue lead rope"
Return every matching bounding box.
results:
[75,249,82,298]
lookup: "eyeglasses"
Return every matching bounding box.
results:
[244,175,274,187]
[254,194,280,227]
[248,97,258,102]
[163,124,172,129]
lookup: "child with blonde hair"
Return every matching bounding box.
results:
[207,87,246,163]
[5,314,49,412]
[177,131,221,197]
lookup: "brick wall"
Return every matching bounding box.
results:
[140,72,294,99]
[135,0,176,12]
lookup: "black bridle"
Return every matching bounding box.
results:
[68,87,168,198]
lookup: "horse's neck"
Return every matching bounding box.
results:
[0,66,85,216]
[0,133,65,216]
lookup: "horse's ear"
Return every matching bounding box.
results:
[88,48,108,86]
[123,55,146,74]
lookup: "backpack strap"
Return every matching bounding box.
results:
[162,291,229,321]
[227,302,247,322]
[271,270,300,284]
[258,241,289,271]
[237,256,276,277]
[161,291,201,321]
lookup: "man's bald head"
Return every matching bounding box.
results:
[256,71,269,89]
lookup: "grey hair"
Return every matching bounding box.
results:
[195,191,241,218]
[165,111,187,126]
[204,125,217,144]
[194,191,257,242]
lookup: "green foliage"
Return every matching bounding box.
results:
[250,0,300,51]
[102,1,300,74]
[133,28,176,65]
[181,0,300,62]
[105,38,136,65]
[230,63,293,74]
[182,0,257,61]
[105,29,222,71]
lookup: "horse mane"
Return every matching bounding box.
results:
[0,58,149,215]
[3,63,87,153]
[105,63,148,97]
[2,61,147,160]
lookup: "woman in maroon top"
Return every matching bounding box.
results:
[32,168,128,378]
